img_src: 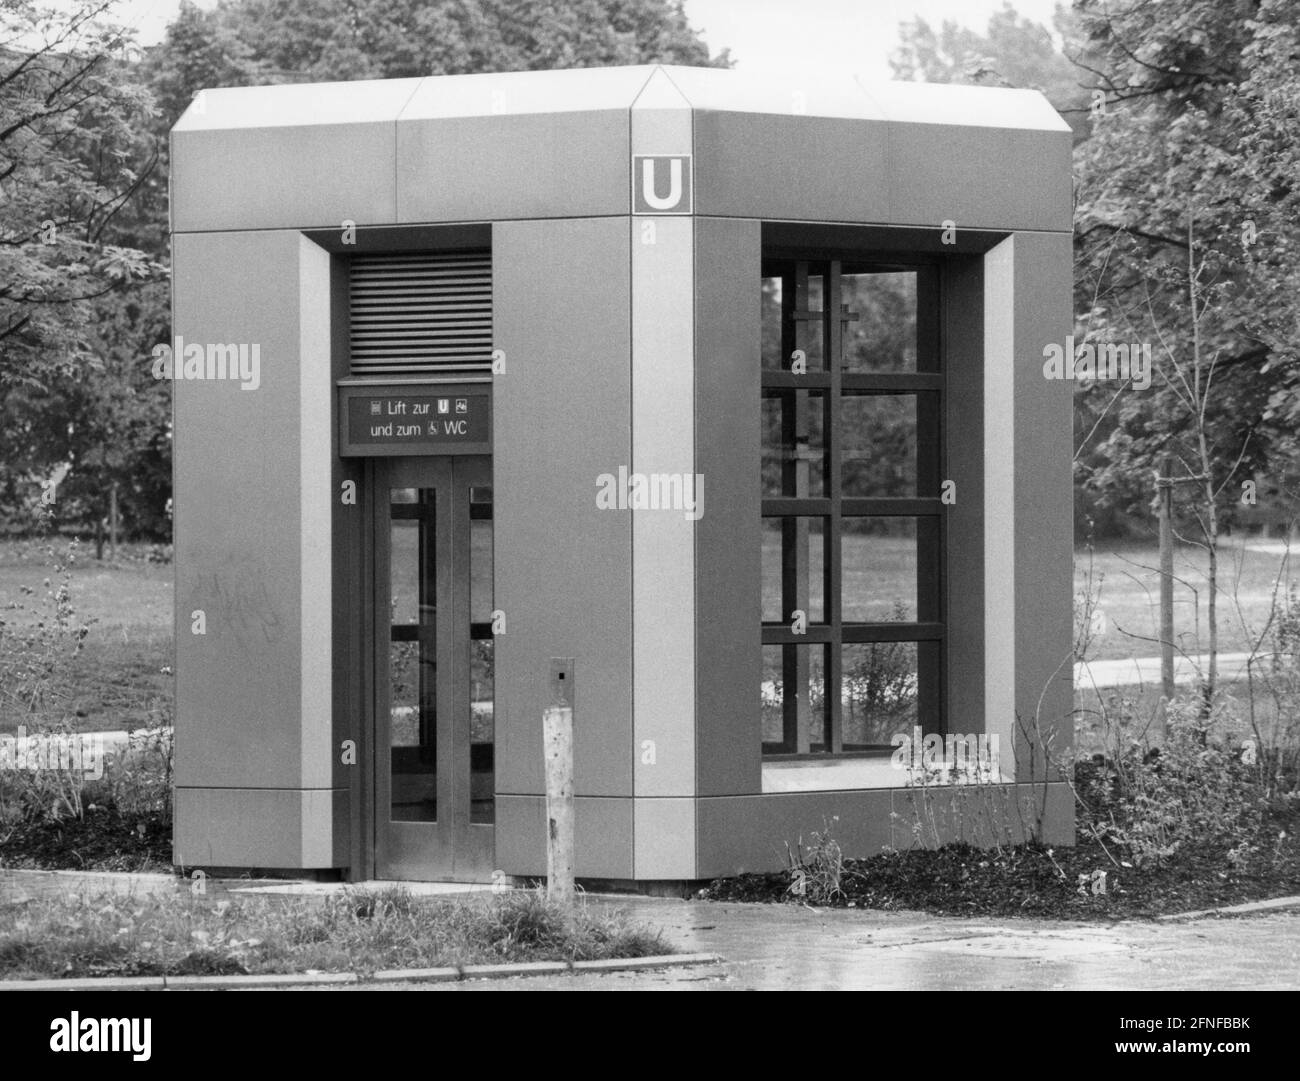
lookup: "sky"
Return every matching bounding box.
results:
[64,0,1066,80]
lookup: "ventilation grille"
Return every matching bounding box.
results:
[349,251,492,376]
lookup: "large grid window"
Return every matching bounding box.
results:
[761,257,944,756]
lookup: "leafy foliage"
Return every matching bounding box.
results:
[0,1,162,385]
[1072,0,1300,535]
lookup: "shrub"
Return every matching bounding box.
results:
[1080,697,1266,867]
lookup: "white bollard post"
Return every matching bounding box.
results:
[544,659,575,907]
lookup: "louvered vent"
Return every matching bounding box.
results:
[349,251,492,376]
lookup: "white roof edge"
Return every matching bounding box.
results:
[173,64,1071,134]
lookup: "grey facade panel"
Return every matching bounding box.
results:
[693,112,1072,233]
[171,124,397,233]
[397,113,630,222]
[697,781,1072,878]
[172,230,306,791]
[174,787,347,869]
[944,257,987,732]
[1012,231,1075,778]
[492,217,633,799]
[693,111,892,224]
[695,790,894,878]
[885,124,1073,235]
[495,795,634,879]
[694,216,763,796]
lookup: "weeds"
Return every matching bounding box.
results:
[0,539,172,853]
[785,818,844,903]
[0,885,669,980]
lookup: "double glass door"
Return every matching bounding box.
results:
[373,456,493,880]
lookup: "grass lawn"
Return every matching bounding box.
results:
[1076,536,1299,662]
[0,540,172,735]
[1071,677,1300,760]
[0,885,670,980]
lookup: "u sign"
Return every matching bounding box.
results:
[632,155,692,214]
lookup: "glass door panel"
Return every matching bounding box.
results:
[373,455,493,881]
[388,489,437,822]
[468,484,494,825]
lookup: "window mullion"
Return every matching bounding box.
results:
[827,259,843,756]
[787,263,811,754]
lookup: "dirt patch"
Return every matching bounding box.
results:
[0,808,171,873]
[702,802,1300,919]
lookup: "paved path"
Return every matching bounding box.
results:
[1076,651,1258,689]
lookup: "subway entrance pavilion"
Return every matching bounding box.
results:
[170,65,1074,885]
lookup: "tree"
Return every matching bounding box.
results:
[1071,0,1300,706]
[0,0,161,386]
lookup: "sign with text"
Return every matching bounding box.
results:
[632,155,692,214]
[339,386,491,456]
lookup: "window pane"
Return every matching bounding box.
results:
[762,643,829,754]
[762,516,826,624]
[761,275,784,369]
[762,389,827,498]
[390,517,421,625]
[389,487,436,823]
[762,271,825,371]
[469,485,494,825]
[841,271,917,372]
[841,393,917,497]
[843,517,927,622]
[469,486,493,624]
[841,641,919,748]
[470,638,494,824]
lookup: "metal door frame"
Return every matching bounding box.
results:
[366,454,493,882]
